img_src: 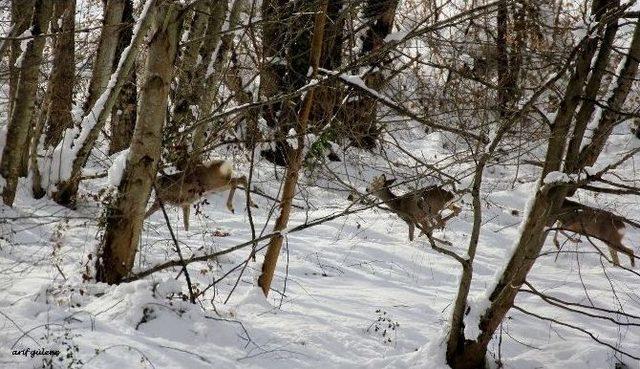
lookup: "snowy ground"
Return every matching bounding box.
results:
[1,126,639,369]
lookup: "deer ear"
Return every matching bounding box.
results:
[384,178,397,187]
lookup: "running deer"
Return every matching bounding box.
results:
[553,199,636,267]
[364,174,461,241]
[145,160,257,230]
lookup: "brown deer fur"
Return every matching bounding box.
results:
[554,199,635,267]
[145,160,256,230]
[365,174,461,240]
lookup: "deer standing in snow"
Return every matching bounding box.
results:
[364,174,461,241]
[553,199,636,267]
[145,160,256,230]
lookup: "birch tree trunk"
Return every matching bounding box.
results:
[96,2,180,284]
[84,0,126,112]
[50,0,156,207]
[1,0,52,206]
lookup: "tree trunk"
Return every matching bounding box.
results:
[166,0,210,168]
[10,0,37,177]
[192,0,245,157]
[565,0,619,172]
[108,0,137,155]
[336,0,398,150]
[84,0,126,112]
[308,0,343,127]
[50,0,156,207]
[32,0,76,198]
[576,17,640,168]
[190,0,228,149]
[447,6,638,368]
[10,0,36,179]
[258,0,328,297]
[96,3,180,284]
[495,0,509,117]
[1,0,52,206]
[44,0,76,148]
[8,0,35,118]
[258,0,297,166]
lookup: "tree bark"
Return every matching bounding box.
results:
[8,0,35,118]
[335,0,398,150]
[166,0,211,168]
[50,0,156,207]
[96,2,180,284]
[447,5,637,367]
[1,0,52,206]
[43,0,76,148]
[257,0,298,166]
[308,0,343,127]
[258,0,328,297]
[9,0,36,179]
[495,0,509,117]
[192,0,245,162]
[108,0,137,155]
[565,0,619,172]
[84,0,126,112]
[576,17,640,168]
[32,0,76,198]
[190,0,227,132]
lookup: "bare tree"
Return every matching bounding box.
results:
[108,0,137,155]
[31,0,76,198]
[96,2,181,284]
[49,0,156,207]
[446,3,640,367]
[258,0,329,296]
[1,0,51,206]
[7,0,35,118]
[84,0,127,112]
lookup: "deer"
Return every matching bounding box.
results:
[553,199,636,267]
[364,174,461,241]
[145,160,257,231]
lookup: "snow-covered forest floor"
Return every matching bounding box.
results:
[1,120,639,369]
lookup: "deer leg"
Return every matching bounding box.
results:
[611,242,635,267]
[451,204,462,216]
[226,180,237,213]
[437,215,446,229]
[145,199,161,219]
[553,230,561,249]
[626,246,636,268]
[182,205,190,231]
[608,247,621,267]
[236,175,258,209]
[407,221,415,241]
[622,245,635,267]
[419,220,434,237]
[560,230,580,243]
[552,230,565,263]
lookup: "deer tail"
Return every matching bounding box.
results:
[219,160,233,177]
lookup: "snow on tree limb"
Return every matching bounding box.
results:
[45,0,157,193]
